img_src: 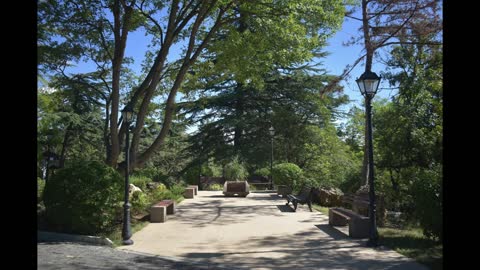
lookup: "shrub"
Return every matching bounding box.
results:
[131,191,149,215]
[184,166,201,185]
[132,166,162,181]
[254,167,270,178]
[38,177,46,202]
[205,183,223,191]
[272,163,303,190]
[224,157,248,181]
[130,176,151,191]
[148,187,183,204]
[411,168,442,241]
[170,184,186,197]
[43,159,123,235]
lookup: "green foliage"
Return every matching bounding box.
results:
[130,176,151,191]
[301,125,361,188]
[184,166,201,185]
[132,167,163,182]
[146,183,185,206]
[130,191,149,215]
[272,163,303,189]
[224,157,248,181]
[410,167,442,241]
[170,184,186,197]
[379,227,442,270]
[202,161,223,177]
[43,160,123,235]
[339,170,363,193]
[204,183,224,191]
[38,177,46,202]
[183,160,223,185]
[371,39,442,238]
[254,167,271,178]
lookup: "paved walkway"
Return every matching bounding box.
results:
[119,191,428,270]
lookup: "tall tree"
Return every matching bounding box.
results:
[329,0,442,186]
[38,0,345,172]
[180,67,347,173]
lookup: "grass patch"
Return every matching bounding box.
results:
[378,227,443,270]
[105,196,184,247]
[312,204,329,215]
[104,220,149,247]
[309,205,442,270]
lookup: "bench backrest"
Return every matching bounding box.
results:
[296,187,313,201]
[342,193,369,208]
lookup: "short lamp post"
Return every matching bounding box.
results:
[45,133,53,181]
[122,104,134,245]
[356,70,381,247]
[269,126,275,190]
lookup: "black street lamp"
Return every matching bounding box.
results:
[269,126,275,190]
[356,70,381,247]
[122,104,134,245]
[45,133,53,181]
[45,129,55,181]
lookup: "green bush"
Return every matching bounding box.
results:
[224,157,248,181]
[254,167,271,178]
[272,163,303,190]
[411,168,442,241]
[43,159,123,235]
[130,176,151,191]
[148,187,183,204]
[170,184,186,197]
[131,191,149,215]
[38,177,46,202]
[205,183,223,191]
[184,166,201,185]
[132,166,163,181]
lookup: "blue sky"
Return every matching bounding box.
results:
[60,12,396,121]
[321,17,396,113]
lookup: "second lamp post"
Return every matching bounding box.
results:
[122,104,134,245]
[356,70,381,247]
[269,126,275,190]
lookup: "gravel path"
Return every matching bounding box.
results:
[38,242,230,270]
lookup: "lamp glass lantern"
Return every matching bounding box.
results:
[269,126,275,136]
[355,71,381,98]
[122,104,133,123]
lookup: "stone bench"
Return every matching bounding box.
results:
[329,207,369,238]
[150,200,175,223]
[187,185,198,195]
[223,181,249,197]
[183,187,195,199]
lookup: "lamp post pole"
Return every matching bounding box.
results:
[356,70,381,247]
[269,126,275,190]
[122,105,134,245]
[365,94,378,246]
[45,131,53,181]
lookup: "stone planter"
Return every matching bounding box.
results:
[223,181,249,197]
[276,185,292,197]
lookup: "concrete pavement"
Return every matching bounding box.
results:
[118,190,429,270]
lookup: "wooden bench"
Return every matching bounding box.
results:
[150,200,175,223]
[285,187,313,212]
[328,193,370,238]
